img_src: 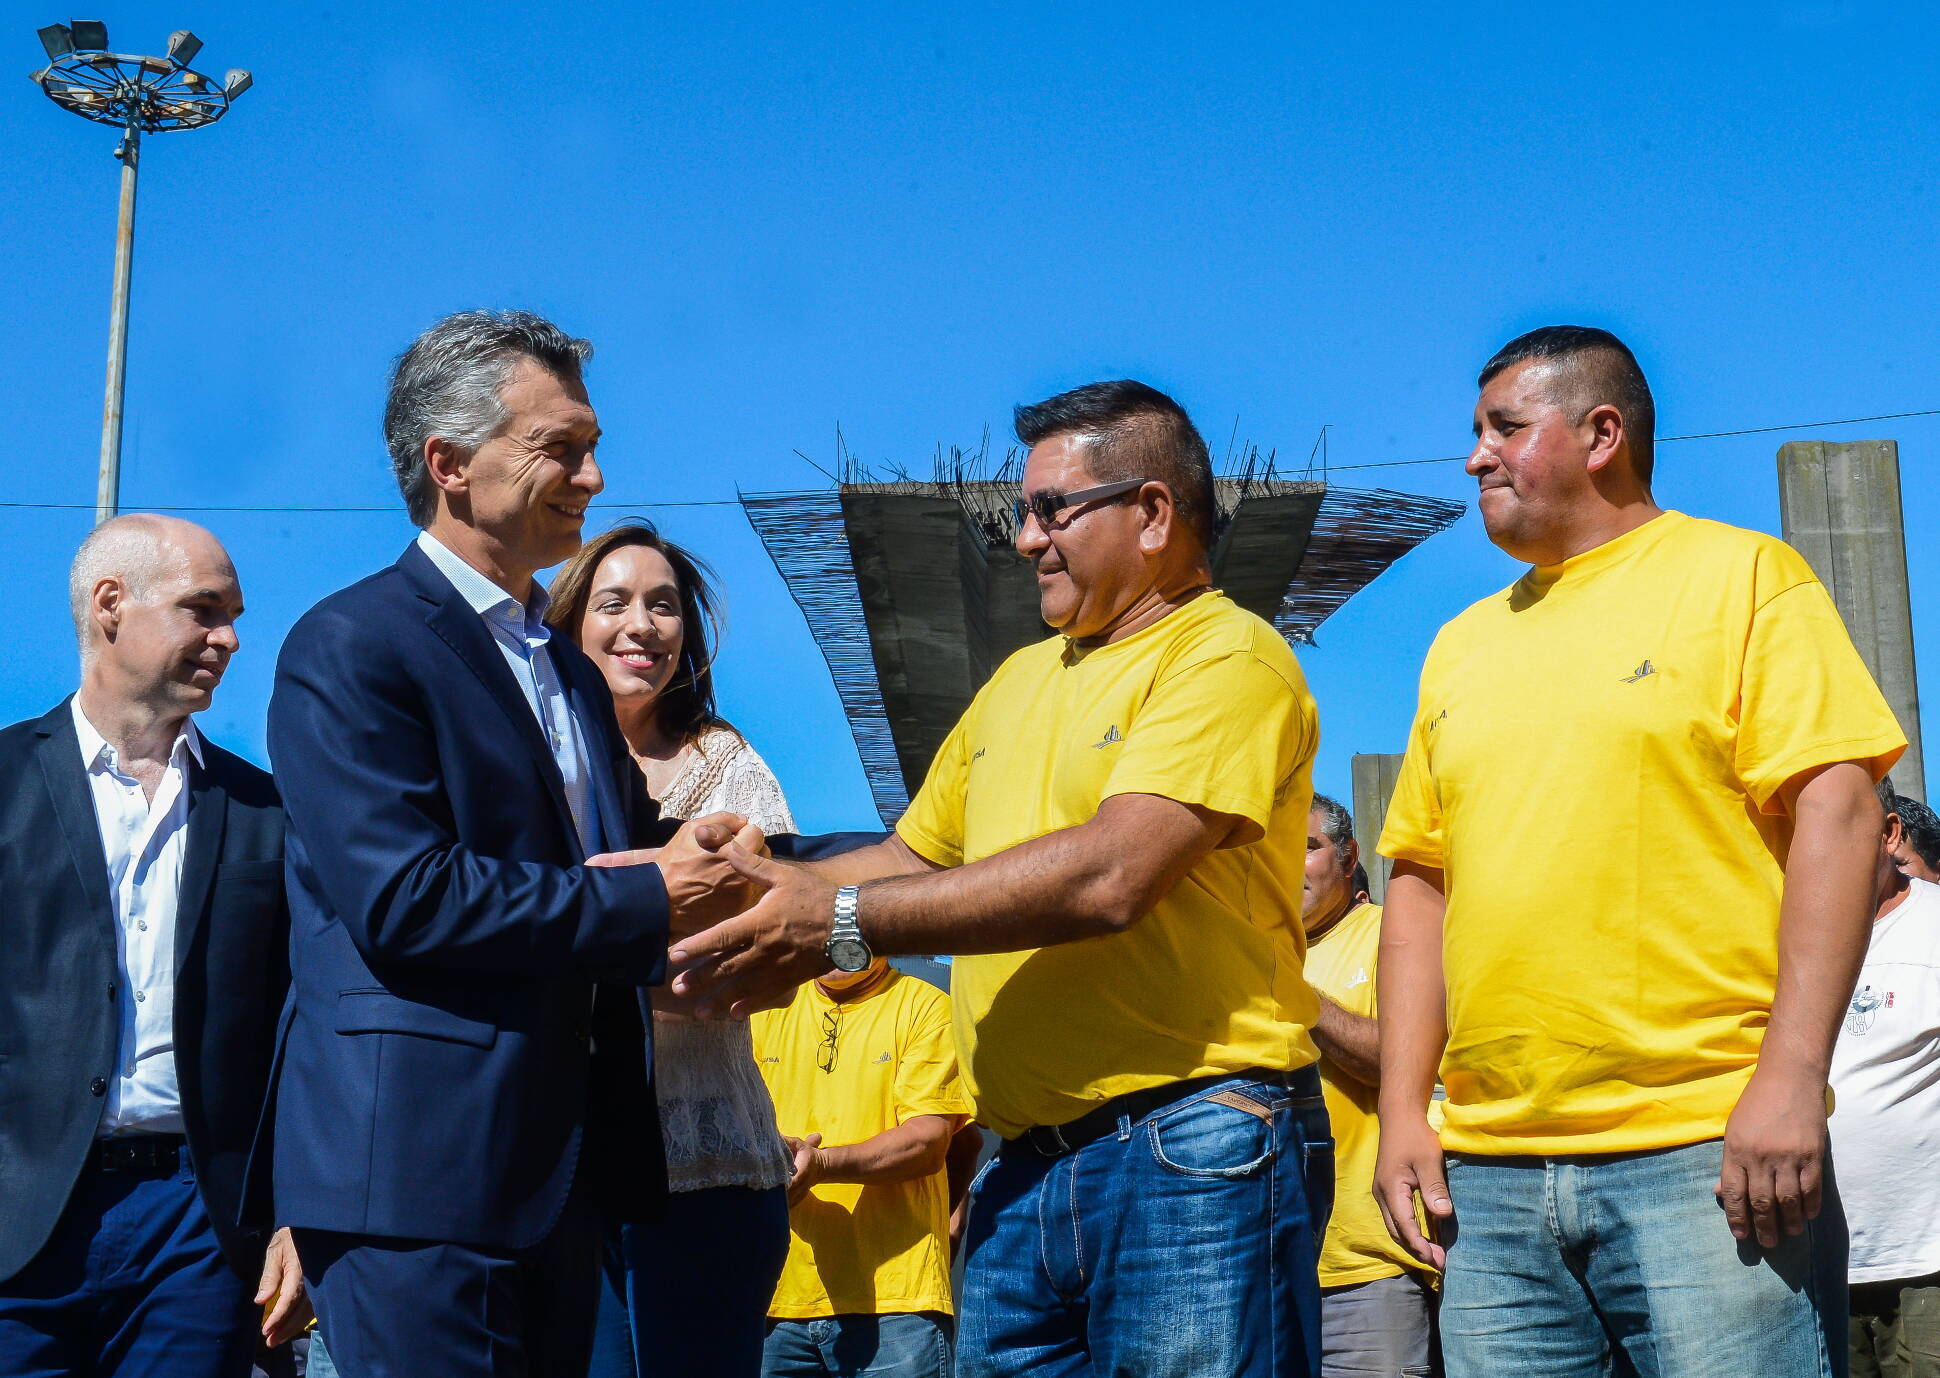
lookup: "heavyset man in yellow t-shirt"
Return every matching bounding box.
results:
[1374,326,1907,1378]
[673,380,1332,1378]
[1302,795,1437,1377]
[752,958,970,1375]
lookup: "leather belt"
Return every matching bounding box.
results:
[90,1134,184,1174]
[1007,1067,1313,1158]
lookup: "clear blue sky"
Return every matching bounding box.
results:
[7,2,1936,830]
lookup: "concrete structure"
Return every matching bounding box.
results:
[1350,752,1405,903]
[745,472,1463,822]
[1777,440,1924,799]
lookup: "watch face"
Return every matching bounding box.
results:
[828,937,872,973]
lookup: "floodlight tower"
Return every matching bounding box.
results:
[31,21,252,524]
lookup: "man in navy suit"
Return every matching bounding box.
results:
[268,311,838,1375]
[0,515,306,1376]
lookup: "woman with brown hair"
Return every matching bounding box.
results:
[548,519,795,1378]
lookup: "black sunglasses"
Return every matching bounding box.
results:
[1012,478,1152,532]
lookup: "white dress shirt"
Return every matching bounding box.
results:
[71,698,202,1137]
[415,531,602,855]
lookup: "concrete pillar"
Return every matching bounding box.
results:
[1351,752,1406,903]
[1777,440,1924,800]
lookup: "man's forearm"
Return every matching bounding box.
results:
[855,794,1232,957]
[801,835,935,887]
[1376,862,1449,1121]
[859,827,1120,954]
[1761,763,1882,1083]
[817,1114,959,1184]
[1313,996,1381,1086]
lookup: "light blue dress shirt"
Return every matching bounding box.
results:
[416,531,602,856]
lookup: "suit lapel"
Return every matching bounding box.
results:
[174,753,227,979]
[560,651,631,854]
[35,703,113,923]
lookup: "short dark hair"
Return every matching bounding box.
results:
[1309,792,1356,873]
[1892,793,1940,872]
[1013,380,1217,547]
[1479,325,1656,483]
[545,519,726,747]
[385,310,594,527]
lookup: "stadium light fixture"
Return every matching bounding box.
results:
[29,21,253,523]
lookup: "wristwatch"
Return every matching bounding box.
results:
[825,886,873,973]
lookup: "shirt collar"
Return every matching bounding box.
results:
[70,696,206,775]
[415,530,552,643]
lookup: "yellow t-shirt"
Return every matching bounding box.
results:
[1379,511,1906,1156]
[752,970,970,1319]
[1305,902,1435,1288]
[895,591,1322,1139]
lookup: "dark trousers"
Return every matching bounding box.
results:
[1850,1272,1940,1378]
[0,1148,257,1378]
[296,1176,601,1378]
[588,1184,791,1378]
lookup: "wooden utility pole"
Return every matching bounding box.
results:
[1350,752,1405,902]
[1776,440,1924,800]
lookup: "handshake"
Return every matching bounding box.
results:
[586,813,838,1017]
[586,811,773,940]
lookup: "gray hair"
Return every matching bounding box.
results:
[1310,792,1356,871]
[68,514,194,666]
[383,310,594,527]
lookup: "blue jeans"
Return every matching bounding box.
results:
[956,1068,1333,1378]
[1440,1138,1848,1378]
[761,1312,953,1377]
[0,1151,257,1378]
[589,1184,792,1378]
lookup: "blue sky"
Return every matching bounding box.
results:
[7,2,1936,830]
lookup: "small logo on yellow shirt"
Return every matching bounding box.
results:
[1093,725,1123,748]
[1346,968,1369,988]
[873,1051,892,1064]
[761,1056,780,1064]
[972,747,987,762]
[1427,709,1447,732]
[1621,660,1657,683]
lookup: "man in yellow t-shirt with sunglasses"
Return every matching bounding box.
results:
[674,380,1330,1378]
[753,959,969,1376]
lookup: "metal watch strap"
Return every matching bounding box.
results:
[832,885,862,942]
[826,885,872,971]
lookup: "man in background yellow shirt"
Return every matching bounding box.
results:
[1375,326,1905,1378]
[753,958,969,1377]
[675,380,1331,1378]
[1303,795,1436,1377]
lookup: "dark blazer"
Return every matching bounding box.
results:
[265,542,877,1251]
[0,701,288,1285]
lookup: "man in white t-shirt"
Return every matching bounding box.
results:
[1829,779,1940,1378]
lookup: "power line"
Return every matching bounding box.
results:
[6,407,1938,514]
[1320,407,1940,475]
[0,498,752,514]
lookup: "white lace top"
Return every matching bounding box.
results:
[652,724,797,1194]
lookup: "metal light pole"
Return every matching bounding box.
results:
[32,21,251,525]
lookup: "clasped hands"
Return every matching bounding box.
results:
[587,813,839,1017]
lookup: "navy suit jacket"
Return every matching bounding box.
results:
[0,702,288,1284]
[266,543,874,1250]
